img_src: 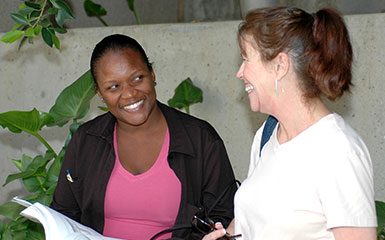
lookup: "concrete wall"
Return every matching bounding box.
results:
[1,0,384,33]
[0,13,384,206]
[0,0,242,33]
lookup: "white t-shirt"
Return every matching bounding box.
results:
[234,113,377,240]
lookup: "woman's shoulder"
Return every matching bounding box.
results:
[73,112,114,137]
[159,102,222,139]
[310,113,371,164]
[316,113,365,148]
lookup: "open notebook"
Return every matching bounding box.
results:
[12,196,122,240]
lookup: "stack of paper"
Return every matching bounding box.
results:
[12,197,122,240]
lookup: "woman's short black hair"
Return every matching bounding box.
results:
[90,34,152,84]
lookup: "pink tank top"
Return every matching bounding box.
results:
[103,126,181,240]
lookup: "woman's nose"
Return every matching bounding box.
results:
[122,85,136,98]
[236,62,244,79]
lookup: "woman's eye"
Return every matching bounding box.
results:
[133,75,143,83]
[108,84,118,90]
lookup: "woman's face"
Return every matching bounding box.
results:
[95,48,157,127]
[236,39,275,113]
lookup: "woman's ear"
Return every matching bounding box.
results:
[275,52,290,80]
[96,87,103,99]
[151,69,156,85]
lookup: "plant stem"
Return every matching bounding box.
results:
[31,0,47,28]
[132,5,142,24]
[33,133,58,158]
[185,106,190,115]
[36,176,48,192]
[97,16,109,26]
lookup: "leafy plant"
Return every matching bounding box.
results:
[83,0,108,26]
[0,70,95,239]
[0,0,141,50]
[83,0,142,26]
[377,201,385,239]
[168,78,203,115]
[0,0,74,50]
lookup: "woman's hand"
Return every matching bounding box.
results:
[202,222,227,240]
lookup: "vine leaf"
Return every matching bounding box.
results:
[0,30,24,43]
[0,109,54,134]
[48,70,96,127]
[84,0,107,17]
[167,78,203,114]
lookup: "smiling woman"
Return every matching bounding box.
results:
[203,6,377,240]
[50,34,237,240]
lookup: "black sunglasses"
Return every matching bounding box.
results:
[192,208,242,239]
[150,179,241,240]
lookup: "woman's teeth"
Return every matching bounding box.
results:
[123,100,144,110]
[245,85,254,93]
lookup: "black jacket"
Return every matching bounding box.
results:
[51,102,237,239]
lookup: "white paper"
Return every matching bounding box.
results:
[12,197,122,240]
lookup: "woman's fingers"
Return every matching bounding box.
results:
[202,222,226,240]
[214,222,224,230]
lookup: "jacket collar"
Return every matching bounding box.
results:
[158,101,195,157]
[85,101,195,157]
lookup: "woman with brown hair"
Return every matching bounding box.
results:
[204,7,377,240]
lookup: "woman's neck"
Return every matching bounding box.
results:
[275,97,331,144]
[116,104,167,136]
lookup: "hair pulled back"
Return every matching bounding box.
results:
[90,34,152,85]
[238,7,353,100]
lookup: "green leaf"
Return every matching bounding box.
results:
[24,26,35,37]
[84,0,107,17]
[51,32,60,49]
[46,150,63,186]
[3,153,50,187]
[23,176,44,192]
[19,7,37,15]
[0,202,25,221]
[98,106,109,112]
[18,3,27,11]
[52,27,67,34]
[12,154,33,171]
[55,9,65,28]
[24,1,41,10]
[126,0,135,11]
[12,24,22,31]
[0,108,54,135]
[34,25,42,35]
[54,0,74,18]
[63,120,83,148]
[40,18,51,27]
[48,7,59,15]
[29,10,40,19]
[49,70,96,126]
[2,228,13,240]
[25,221,45,240]
[41,27,53,47]
[167,78,203,114]
[54,0,74,27]
[11,13,29,25]
[0,30,24,43]
[376,201,385,233]
[8,217,29,232]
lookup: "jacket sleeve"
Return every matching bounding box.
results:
[50,129,82,222]
[201,138,237,228]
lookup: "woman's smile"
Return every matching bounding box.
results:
[122,99,145,112]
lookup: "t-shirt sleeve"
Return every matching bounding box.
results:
[317,142,377,229]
